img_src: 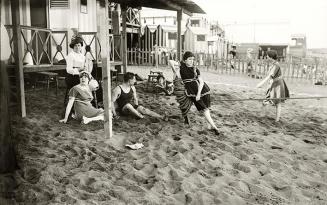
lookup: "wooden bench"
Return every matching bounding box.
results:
[36,71,59,96]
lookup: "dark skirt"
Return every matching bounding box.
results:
[173,78,193,116]
[190,94,211,111]
[66,74,80,90]
[184,80,210,97]
[266,78,290,105]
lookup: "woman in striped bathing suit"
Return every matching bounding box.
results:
[169,51,220,135]
[256,50,290,122]
[169,60,192,125]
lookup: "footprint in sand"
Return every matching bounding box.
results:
[303,139,315,144]
[24,167,41,184]
[233,151,250,161]
[232,163,251,173]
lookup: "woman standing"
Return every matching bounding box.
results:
[178,51,220,135]
[169,60,193,125]
[65,35,92,90]
[256,50,289,122]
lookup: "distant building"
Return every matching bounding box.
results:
[140,10,225,53]
[184,16,225,53]
[289,34,307,57]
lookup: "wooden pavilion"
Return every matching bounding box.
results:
[0,0,205,173]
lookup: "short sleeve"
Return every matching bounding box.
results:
[196,68,200,76]
[68,87,78,98]
[269,65,279,78]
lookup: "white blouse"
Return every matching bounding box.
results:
[66,51,86,75]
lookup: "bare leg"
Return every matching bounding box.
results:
[203,109,219,133]
[275,103,282,122]
[82,114,104,124]
[137,106,164,119]
[123,104,144,118]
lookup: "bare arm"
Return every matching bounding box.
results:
[256,65,275,88]
[131,86,138,105]
[256,75,270,88]
[60,97,75,123]
[111,86,121,116]
[197,76,204,99]
[169,60,177,74]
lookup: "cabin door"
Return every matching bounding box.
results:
[30,0,50,64]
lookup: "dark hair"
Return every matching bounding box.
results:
[183,51,195,61]
[267,50,278,60]
[69,36,84,49]
[157,74,165,81]
[79,71,91,80]
[123,72,135,82]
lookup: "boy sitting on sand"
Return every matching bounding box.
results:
[155,74,174,96]
[112,72,168,121]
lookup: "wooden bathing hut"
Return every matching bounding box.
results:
[0,0,205,172]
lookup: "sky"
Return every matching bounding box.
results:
[142,0,327,49]
[193,0,327,48]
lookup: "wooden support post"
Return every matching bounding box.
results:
[100,0,112,138]
[1,21,17,173]
[11,0,26,117]
[0,61,17,173]
[177,9,182,61]
[121,4,127,73]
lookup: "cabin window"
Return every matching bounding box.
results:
[191,20,200,27]
[168,32,177,40]
[80,0,87,13]
[50,0,69,8]
[197,35,205,41]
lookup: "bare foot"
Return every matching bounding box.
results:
[82,116,91,124]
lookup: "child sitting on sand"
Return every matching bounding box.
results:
[155,74,174,95]
[256,50,289,122]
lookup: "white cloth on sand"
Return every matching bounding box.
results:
[125,143,144,150]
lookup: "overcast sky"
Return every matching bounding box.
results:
[193,0,327,48]
[143,0,327,48]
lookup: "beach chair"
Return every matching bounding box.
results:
[35,71,59,96]
[147,70,163,91]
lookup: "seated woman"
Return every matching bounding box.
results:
[60,71,104,124]
[155,74,174,95]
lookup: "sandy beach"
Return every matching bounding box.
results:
[6,67,327,204]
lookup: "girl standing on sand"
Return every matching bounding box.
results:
[256,50,290,122]
[177,51,220,135]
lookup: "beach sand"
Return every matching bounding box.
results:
[7,68,327,204]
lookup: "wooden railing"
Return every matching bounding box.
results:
[193,53,327,84]
[127,48,178,66]
[127,47,327,83]
[4,26,123,68]
[5,25,67,66]
[109,34,122,62]
[51,30,68,64]
[79,32,101,63]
